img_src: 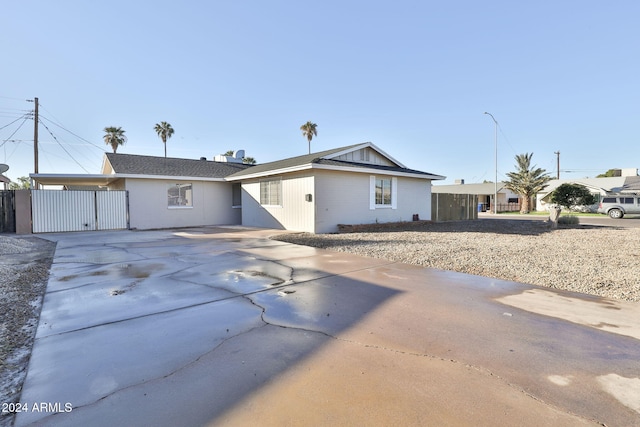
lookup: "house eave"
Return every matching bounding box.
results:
[225,163,445,181]
[30,173,227,186]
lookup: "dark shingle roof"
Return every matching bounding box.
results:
[227,143,444,180]
[621,176,640,192]
[226,144,364,178]
[316,159,443,177]
[105,153,252,178]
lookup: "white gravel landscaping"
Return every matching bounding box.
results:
[273,219,640,303]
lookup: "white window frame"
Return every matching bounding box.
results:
[260,178,282,207]
[369,176,397,210]
[167,183,193,209]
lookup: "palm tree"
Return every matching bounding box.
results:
[504,153,551,214]
[243,156,256,165]
[154,121,174,158]
[103,126,127,153]
[300,121,317,154]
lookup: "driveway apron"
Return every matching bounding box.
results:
[14,227,640,426]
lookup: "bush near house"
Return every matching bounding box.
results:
[550,183,597,211]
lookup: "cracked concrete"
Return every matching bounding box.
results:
[13,227,640,426]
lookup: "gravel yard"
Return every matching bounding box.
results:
[0,236,54,427]
[273,219,640,303]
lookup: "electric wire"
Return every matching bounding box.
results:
[38,119,91,173]
[39,114,104,151]
[0,115,30,149]
[0,114,31,131]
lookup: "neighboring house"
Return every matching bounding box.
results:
[30,142,445,233]
[536,173,640,211]
[432,181,520,212]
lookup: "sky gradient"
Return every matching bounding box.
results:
[2,1,639,184]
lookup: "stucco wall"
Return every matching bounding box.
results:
[125,178,240,229]
[240,170,432,234]
[314,171,431,233]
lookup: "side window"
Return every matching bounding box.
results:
[622,197,634,204]
[259,179,282,206]
[232,183,242,207]
[602,197,616,203]
[168,183,193,207]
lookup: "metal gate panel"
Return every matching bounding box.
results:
[97,191,128,230]
[32,190,96,233]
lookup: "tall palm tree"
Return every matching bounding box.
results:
[154,121,174,158]
[504,153,551,214]
[103,126,127,153]
[300,121,317,154]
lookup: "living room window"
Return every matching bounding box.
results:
[260,178,282,206]
[168,183,193,208]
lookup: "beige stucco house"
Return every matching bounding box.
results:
[31,142,445,233]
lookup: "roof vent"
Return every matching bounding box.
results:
[214,149,245,163]
[200,157,207,161]
[455,179,465,185]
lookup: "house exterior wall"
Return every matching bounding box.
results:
[241,173,315,232]
[314,170,431,233]
[124,178,240,229]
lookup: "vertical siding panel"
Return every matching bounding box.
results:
[97,191,128,230]
[32,190,95,233]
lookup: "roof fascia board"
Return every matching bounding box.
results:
[115,173,227,182]
[311,163,444,180]
[30,173,226,183]
[225,164,314,181]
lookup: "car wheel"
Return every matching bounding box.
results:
[608,209,623,219]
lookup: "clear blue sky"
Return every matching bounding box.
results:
[2,0,639,184]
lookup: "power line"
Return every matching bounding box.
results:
[38,119,91,173]
[0,115,30,149]
[39,115,104,151]
[0,113,31,131]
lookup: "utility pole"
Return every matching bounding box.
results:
[554,151,560,179]
[484,112,498,214]
[33,97,39,189]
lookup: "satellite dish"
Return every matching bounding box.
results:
[0,164,8,174]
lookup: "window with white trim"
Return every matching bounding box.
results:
[370,176,397,209]
[168,183,193,207]
[260,178,282,206]
[376,178,392,205]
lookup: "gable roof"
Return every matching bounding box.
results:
[226,142,445,181]
[104,153,251,179]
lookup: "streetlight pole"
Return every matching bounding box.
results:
[484,112,498,214]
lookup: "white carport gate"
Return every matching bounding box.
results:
[32,190,129,233]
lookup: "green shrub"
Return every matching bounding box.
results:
[558,215,580,225]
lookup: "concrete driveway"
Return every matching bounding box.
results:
[15,227,640,426]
